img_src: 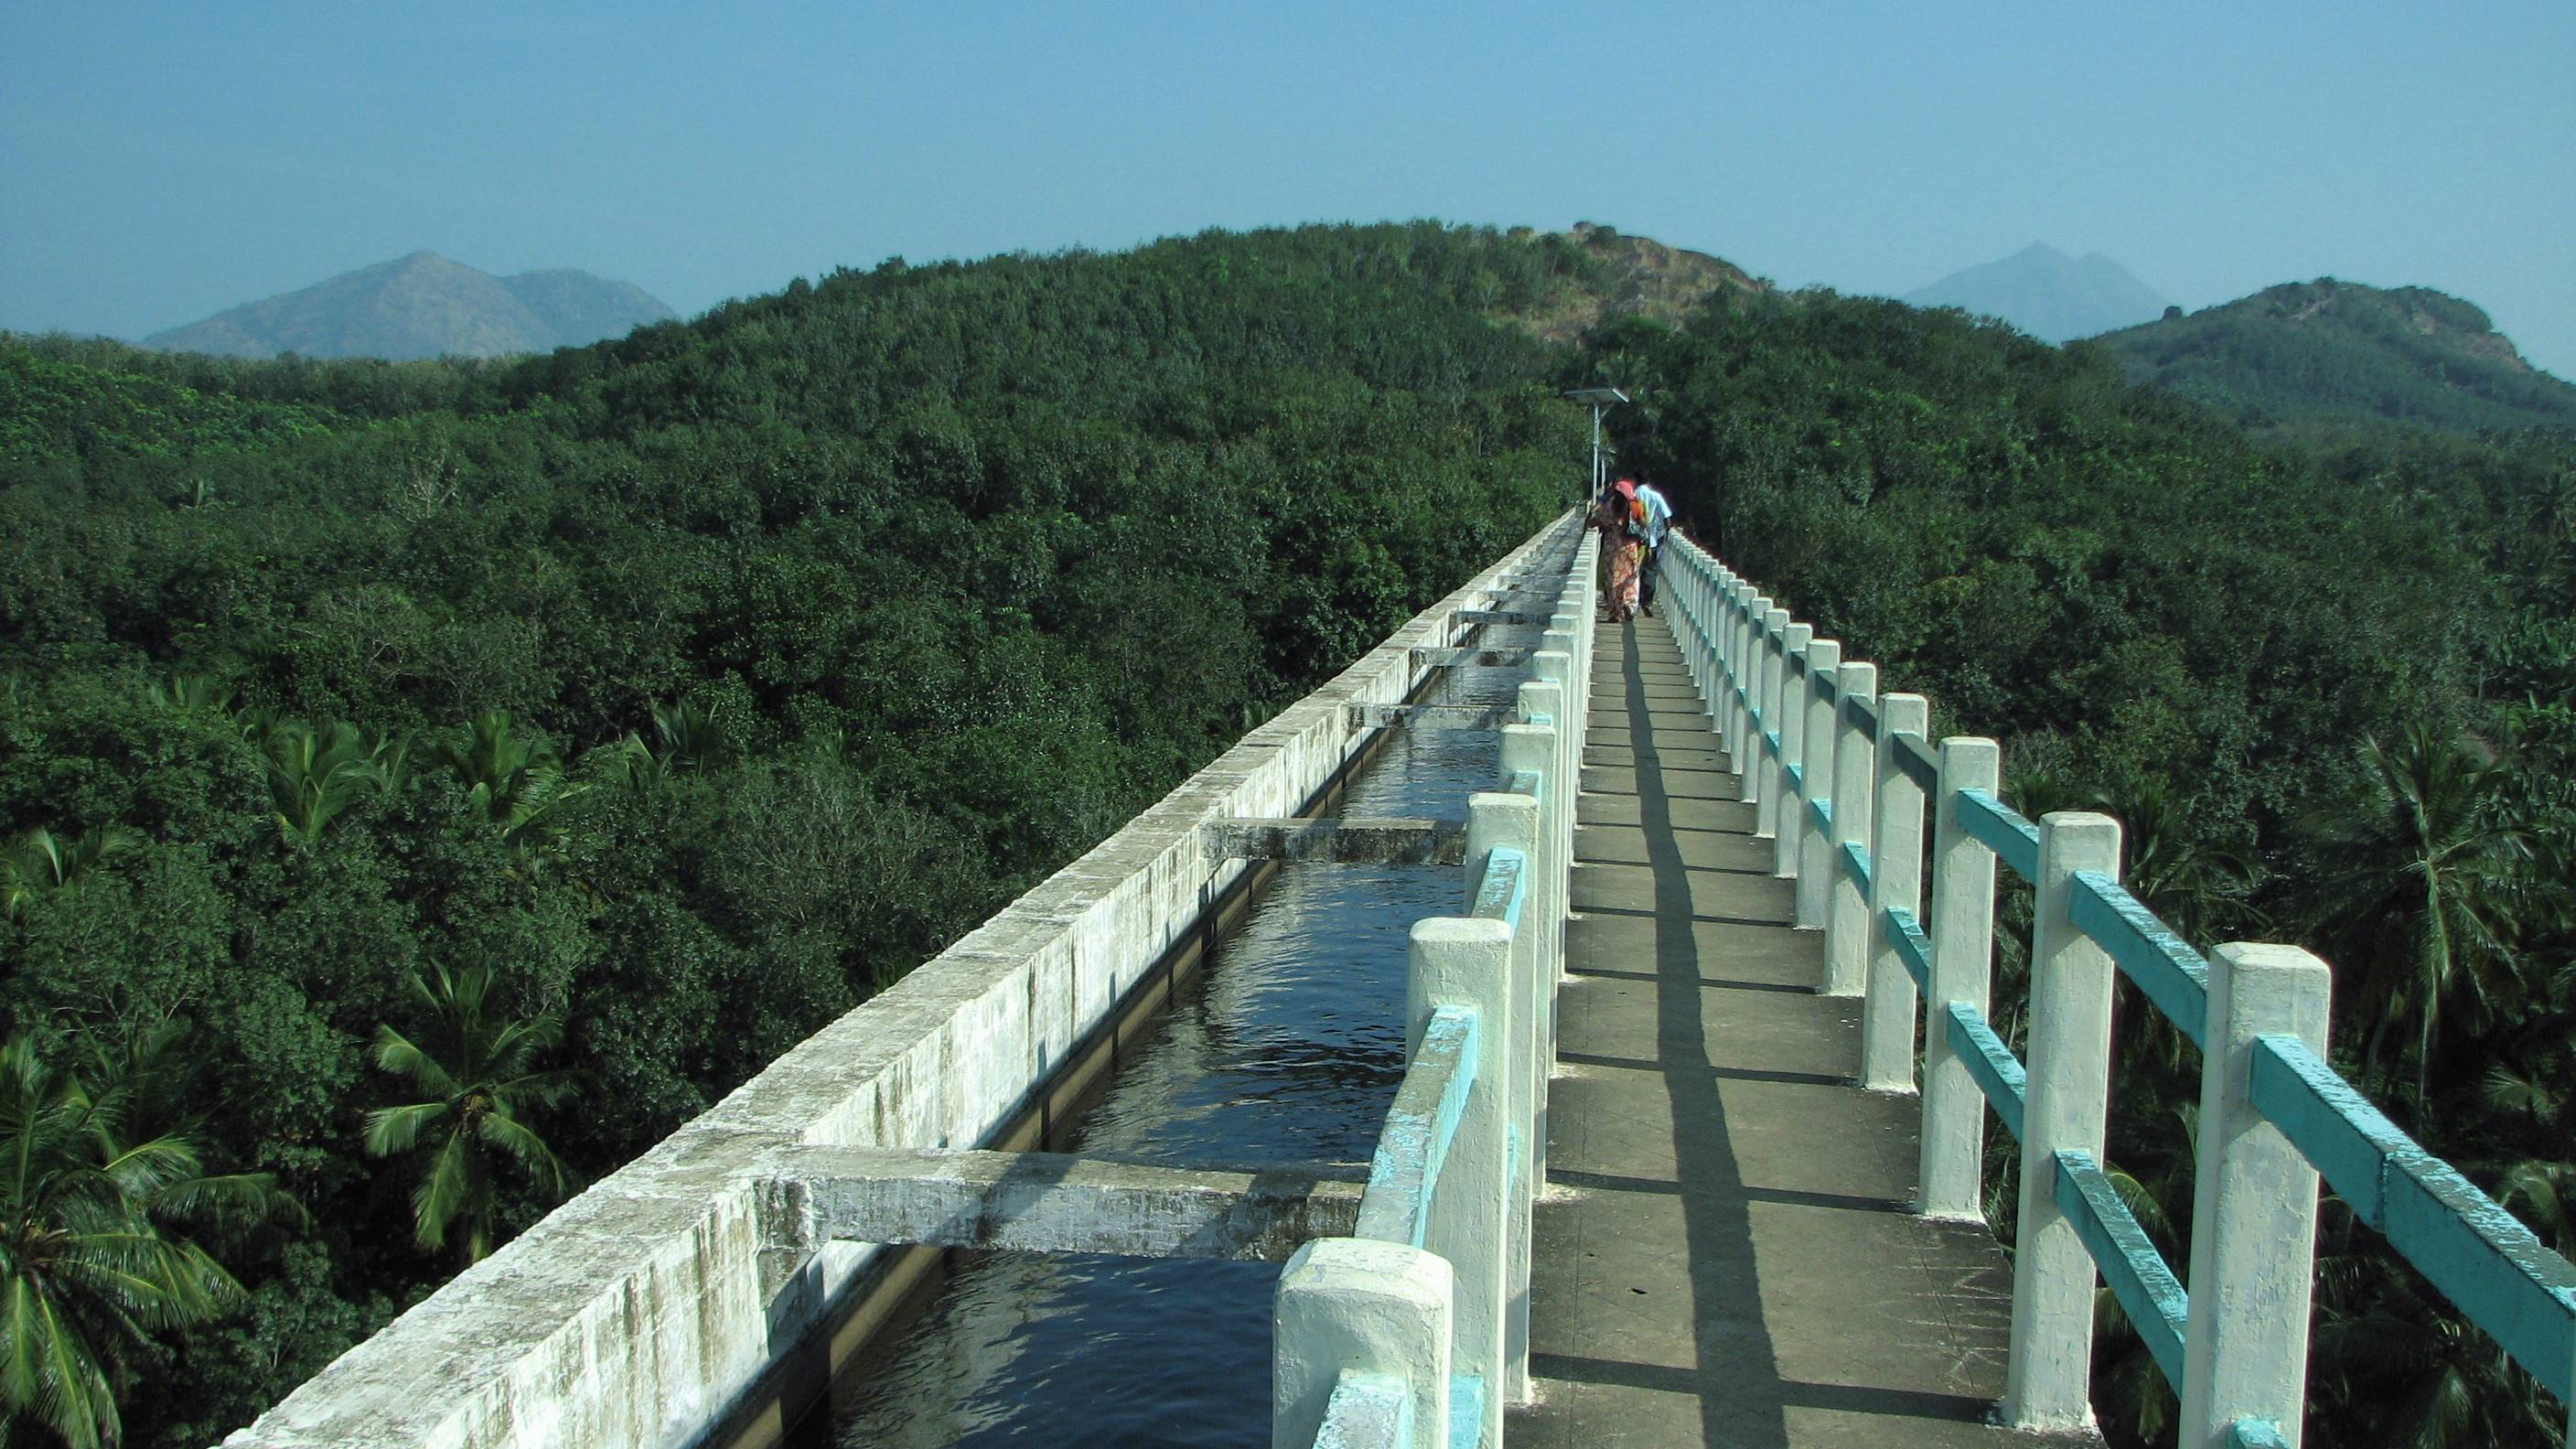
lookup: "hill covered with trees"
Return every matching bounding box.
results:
[2091,277,2576,437]
[0,221,1595,1445]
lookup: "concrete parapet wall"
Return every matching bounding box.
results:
[221,513,1583,1449]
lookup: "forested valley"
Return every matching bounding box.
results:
[2,221,2571,1446]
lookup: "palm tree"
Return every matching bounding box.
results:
[0,1030,268,1448]
[2309,1226,2560,1448]
[429,712,585,851]
[2,828,141,924]
[2303,722,2533,1118]
[363,965,576,1266]
[258,722,402,848]
[649,698,731,773]
[2104,776,2263,946]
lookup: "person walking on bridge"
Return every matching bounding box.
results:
[1632,478,1673,617]
[1599,478,1646,624]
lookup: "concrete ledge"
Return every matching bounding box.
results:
[763,1147,1366,1261]
[1208,817,1466,865]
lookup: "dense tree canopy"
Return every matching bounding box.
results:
[0,222,1586,1444]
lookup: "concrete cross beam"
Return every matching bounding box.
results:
[1409,645,1533,671]
[1454,607,1549,627]
[1349,703,1512,733]
[1208,816,1468,865]
[760,1147,1366,1263]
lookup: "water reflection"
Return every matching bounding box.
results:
[815,638,1539,1448]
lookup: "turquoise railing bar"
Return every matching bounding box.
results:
[2251,1034,2576,1402]
[1763,727,1781,758]
[2067,870,2211,1047]
[1943,1002,2026,1143]
[1953,788,2040,881]
[1807,795,1831,834]
[1891,733,1939,792]
[1783,763,1802,795]
[1838,841,1871,896]
[1884,905,1932,992]
[1316,1371,1411,1444]
[1473,847,1529,932]
[2054,1148,2190,1390]
[1444,1378,1484,1449]
[1846,692,1880,742]
[2227,1420,2292,1449]
[1357,1009,1478,1248]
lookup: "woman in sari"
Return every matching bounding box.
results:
[1600,478,1644,622]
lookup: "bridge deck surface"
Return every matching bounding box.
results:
[1509,615,2033,1448]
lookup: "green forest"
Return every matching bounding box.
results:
[2,221,2571,1446]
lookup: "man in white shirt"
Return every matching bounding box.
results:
[1633,480,1673,616]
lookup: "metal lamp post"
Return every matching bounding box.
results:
[1561,387,1629,504]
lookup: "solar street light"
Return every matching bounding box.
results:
[1561,387,1629,500]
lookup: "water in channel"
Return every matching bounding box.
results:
[808,624,1546,1448]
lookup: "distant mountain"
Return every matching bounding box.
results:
[2094,279,2576,437]
[1905,242,2169,344]
[144,252,674,360]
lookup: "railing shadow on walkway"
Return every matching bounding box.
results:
[1629,617,1791,1449]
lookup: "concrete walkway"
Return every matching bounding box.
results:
[1508,615,2035,1449]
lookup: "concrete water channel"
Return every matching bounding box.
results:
[795,626,1543,1447]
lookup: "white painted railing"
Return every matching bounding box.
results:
[1273,529,1595,1449]
[1658,532,2576,1448]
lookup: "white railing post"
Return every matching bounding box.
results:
[1701,564,1726,699]
[1772,624,1814,875]
[2179,943,2333,1448]
[1518,671,1568,904]
[1536,635,1578,941]
[1764,618,1807,853]
[1920,736,2001,1218]
[1467,787,1543,1408]
[1749,604,1784,809]
[1821,661,1876,994]
[1501,711,1562,1030]
[1681,554,1712,695]
[1409,917,1512,1447]
[1738,593,1766,796]
[1273,1239,1454,1448]
[1794,639,1842,929]
[2003,810,2122,1434]
[1719,577,1747,751]
[1862,694,1929,1088]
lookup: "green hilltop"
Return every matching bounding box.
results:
[2090,277,2576,437]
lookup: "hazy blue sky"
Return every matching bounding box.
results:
[6,2,2571,374]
